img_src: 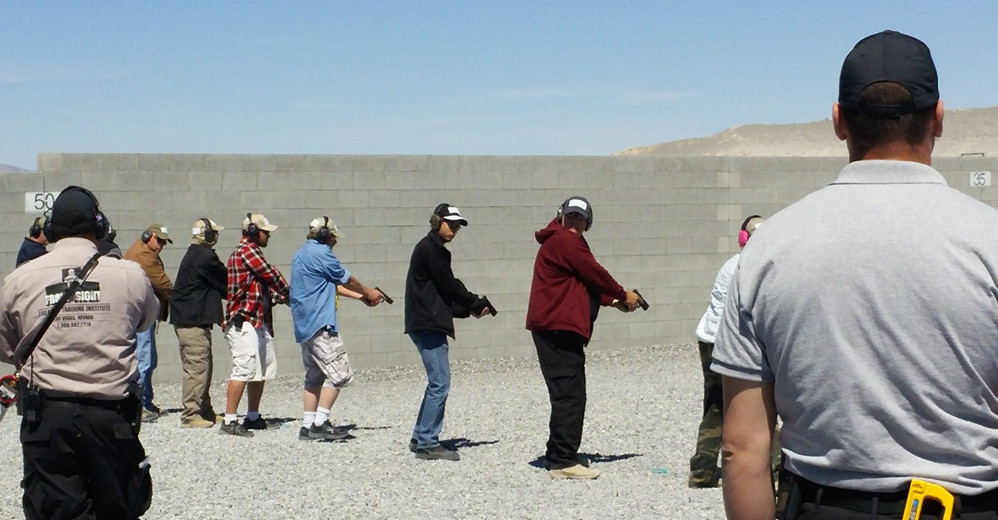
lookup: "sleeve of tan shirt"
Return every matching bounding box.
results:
[126,246,173,321]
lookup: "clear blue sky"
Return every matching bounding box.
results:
[3,2,997,170]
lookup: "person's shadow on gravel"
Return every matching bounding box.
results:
[441,437,500,450]
[527,452,643,469]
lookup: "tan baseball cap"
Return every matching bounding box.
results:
[309,216,345,238]
[243,213,278,232]
[145,224,172,243]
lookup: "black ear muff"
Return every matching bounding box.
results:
[141,229,154,243]
[245,213,259,236]
[201,217,217,243]
[29,216,45,238]
[43,212,54,243]
[315,216,331,242]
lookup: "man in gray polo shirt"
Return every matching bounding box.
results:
[714,31,998,519]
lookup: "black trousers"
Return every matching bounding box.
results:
[21,399,151,520]
[533,330,587,470]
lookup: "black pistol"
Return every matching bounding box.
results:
[471,296,499,316]
[633,289,650,311]
[375,287,394,304]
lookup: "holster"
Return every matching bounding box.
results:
[123,382,143,436]
[775,470,803,520]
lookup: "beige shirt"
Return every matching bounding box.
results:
[0,237,158,399]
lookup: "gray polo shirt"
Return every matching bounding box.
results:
[714,160,998,495]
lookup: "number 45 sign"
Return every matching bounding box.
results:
[24,192,58,213]
[970,171,992,187]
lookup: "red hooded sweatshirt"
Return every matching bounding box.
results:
[525,219,627,340]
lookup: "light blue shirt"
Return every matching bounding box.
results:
[290,240,351,343]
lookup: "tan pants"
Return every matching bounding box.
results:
[175,325,214,420]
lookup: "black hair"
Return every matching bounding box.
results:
[841,82,936,158]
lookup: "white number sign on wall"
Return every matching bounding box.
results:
[970,171,992,187]
[24,192,58,213]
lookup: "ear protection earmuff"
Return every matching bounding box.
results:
[244,212,259,237]
[430,203,450,230]
[557,196,594,231]
[29,216,45,238]
[738,214,762,248]
[141,229,154,243]
[314,216,331,242]
[43,186,108,242]
[200,217,217,243]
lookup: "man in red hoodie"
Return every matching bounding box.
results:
[526,195,641,479]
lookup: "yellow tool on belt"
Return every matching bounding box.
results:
[903,479,954,520]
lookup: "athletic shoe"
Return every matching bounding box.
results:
[218,421,254,437]
[242,416,268,430]
[408,438,417,453]
[181,417,215,429]
[307,420,350,441]
[298,427,315,441]
[549,464,601,480]
[141,408,159,423]
[415,445,460,461]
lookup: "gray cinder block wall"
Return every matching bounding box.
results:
[1,153,996,385]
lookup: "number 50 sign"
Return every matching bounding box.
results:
[970,171,991,187]
[24,192,58,213]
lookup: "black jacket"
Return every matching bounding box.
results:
[404,231,478,338]
[169,244,227,327]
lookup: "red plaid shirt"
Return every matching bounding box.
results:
[225,238,290,331]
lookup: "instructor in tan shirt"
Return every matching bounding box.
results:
[0,185,158,519]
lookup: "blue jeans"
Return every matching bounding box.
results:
[410,331,450,449]
[136,323,158,409]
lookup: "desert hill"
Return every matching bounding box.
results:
[616,106,998,157]
[0,163,30,173]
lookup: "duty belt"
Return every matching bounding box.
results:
[782,470,998,517]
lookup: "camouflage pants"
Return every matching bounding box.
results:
[689,341,724,486]
[688,341,782,488]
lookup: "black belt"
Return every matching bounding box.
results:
[44,395,129,411]
[790,471,998,515]
[230,315,246,329]
[321,326,338,337]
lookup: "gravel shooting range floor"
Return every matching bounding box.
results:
[0,344,728,519]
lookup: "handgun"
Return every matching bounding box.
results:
[633,289,650,311]
[375,287,394,304]
[479,295,498,316]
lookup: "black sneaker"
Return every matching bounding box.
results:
[408,438,417,453]
[243,416,268,430]
[307,420,349,441]
[219,421,254,437]
[298,427,314,441]
[415,445,460,461]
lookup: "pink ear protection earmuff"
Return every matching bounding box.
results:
[738,230,750,248]
[738,214,762,248]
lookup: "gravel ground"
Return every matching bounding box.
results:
[0,344,726,519]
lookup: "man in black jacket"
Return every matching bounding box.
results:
[169,218,227,428]
[404,203,492,461]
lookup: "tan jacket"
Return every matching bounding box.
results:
[124,239,173,321]
[0,238,158,399]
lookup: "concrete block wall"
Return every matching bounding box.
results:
[1,153,996,385]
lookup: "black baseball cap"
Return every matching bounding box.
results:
[838,30,938,118]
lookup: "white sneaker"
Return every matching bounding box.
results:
[549,464,601,480]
